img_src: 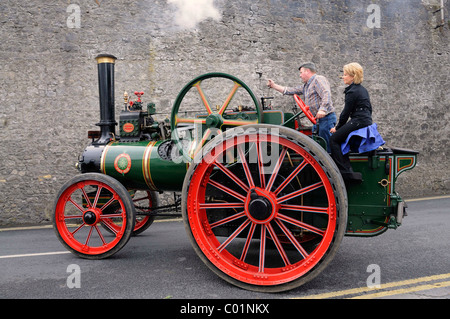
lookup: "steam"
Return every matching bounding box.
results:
[168,0,221,29]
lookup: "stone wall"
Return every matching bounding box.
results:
[0,0,448,225]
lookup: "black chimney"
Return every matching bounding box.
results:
[95,54,117,144]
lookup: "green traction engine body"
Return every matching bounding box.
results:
[77,55,418,238]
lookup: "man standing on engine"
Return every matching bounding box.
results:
[267,62,336,151]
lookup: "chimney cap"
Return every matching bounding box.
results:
[96,54,117,64]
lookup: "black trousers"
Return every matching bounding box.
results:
[329,120,371,174]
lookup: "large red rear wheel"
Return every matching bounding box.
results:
[53,173,135,259]
[182,124,347,292]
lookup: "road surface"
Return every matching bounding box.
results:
[1,196,449,303]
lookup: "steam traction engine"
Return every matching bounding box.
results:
[53,55,418,292]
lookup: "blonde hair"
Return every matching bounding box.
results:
[343,62,364,84]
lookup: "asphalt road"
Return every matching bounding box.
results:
[1,196,449,302]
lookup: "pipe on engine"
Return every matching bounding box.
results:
[95,54,118,144]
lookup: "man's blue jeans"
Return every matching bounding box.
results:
[313,112,336,153]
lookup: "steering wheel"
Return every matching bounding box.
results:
[294,94,316,125]
[171,73,263,162]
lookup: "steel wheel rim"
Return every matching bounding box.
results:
[54,180,129,255]
[186,132,338,286]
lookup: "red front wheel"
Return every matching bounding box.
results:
[182,124,347,292]
[53,173,135,259]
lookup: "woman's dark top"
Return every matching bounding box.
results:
[335,83,373,130]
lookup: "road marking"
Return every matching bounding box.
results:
[0,225,54,232]
[0,251,71,259]
[294,273,450,299]
[0,218,183,232]
[406,195,450,202]
[350,280,450,299]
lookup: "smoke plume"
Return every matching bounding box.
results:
[168,0,221,29]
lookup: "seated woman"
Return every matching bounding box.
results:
[330,62,373,183]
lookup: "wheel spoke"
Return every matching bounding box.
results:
[174,116,207,125]
[193,81,213,115]
[71,222,86,236]
[218,82,241,115]
[101,218,119,235]
[84,226,94,246]
[94,225,107,245]
[68,197,85,214]
[214,160,250,193]
[277,181,324,203]
[273,159,307,196]
[64,215,83,220]
[274,218,309,259]
[279,204,328,214]
[257,142,265,189]
[217,219,251,252]
[240,222,256,261]
[210,211,246,228]
[208,179,246,202]
[101,213,123,218]
[199,202,245,209]
[92,186,103,208]
[266,223,290,267]
[237,144,255,188]
[277,213,325,237]
[222,119,258,126]
[81,188,92,208]
[100,196,116,211]
[265,146,287,192]
[259,225,266,273]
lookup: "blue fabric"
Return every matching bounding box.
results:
[341,123,385,154]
